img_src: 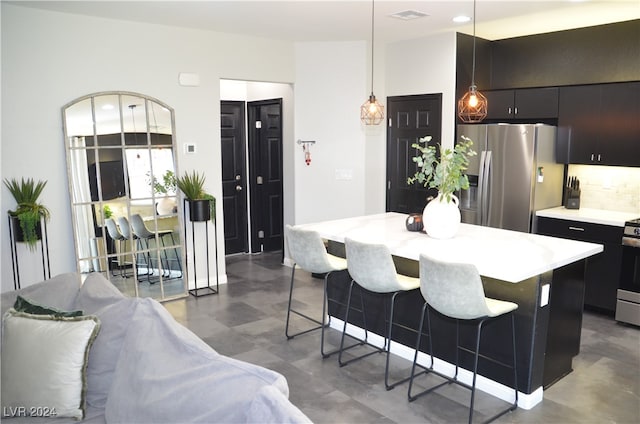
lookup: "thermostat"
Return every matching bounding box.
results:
[184,143,197,154]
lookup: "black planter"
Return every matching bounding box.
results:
[9,215,43,243]
[188,199,211,222]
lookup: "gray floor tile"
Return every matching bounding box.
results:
[164,251,640,424]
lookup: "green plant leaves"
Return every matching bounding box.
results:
[406,135,477,200]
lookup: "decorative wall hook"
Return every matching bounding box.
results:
[297,139,316,166]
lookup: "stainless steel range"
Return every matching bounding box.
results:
[616,218,640,326]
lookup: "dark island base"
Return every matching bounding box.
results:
[325,241,587,397]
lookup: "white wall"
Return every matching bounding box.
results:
[1,4,295,292]
[386,32,458,151]
[293,41,368,224]
[1,3,461,292]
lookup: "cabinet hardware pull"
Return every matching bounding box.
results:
[569,226,585,231]
[508,107,512,115]
[514,107,518,115]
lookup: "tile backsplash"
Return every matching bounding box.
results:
[567,165,640,213]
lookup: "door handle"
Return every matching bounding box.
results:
[236,185,243,191]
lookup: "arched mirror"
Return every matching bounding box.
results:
[63,92,186,301]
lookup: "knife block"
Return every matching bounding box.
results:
[565,187,581,209]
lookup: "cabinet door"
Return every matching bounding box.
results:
[514,87,558,119]
[583,242,623,313]
[536,217,623,314]
[484,90,514,120]
[558,85,601,164]
[599,81,640,166]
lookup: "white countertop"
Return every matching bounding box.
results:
[536,207,640,227]
[299,212,603,283]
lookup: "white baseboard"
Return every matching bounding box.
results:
[329,318,543,410]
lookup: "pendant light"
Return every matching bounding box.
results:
[360,0,384,125]
[457,0,487,123]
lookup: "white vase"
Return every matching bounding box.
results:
[422,193,461,239]
[156,197,176,215]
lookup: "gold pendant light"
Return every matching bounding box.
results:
[360,0,384,125]
[457,0,487,123]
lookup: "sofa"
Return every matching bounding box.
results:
[1,272,312,423]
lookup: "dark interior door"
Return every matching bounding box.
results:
[248,99,283,253]
[386,94,442,213]
[220,101,248,254]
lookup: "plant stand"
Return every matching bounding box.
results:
[8,214,51,290]
[184,199,218,297]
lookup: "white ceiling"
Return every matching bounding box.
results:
[10,0,640,43]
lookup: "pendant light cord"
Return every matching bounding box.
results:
[471,0,477,88]
[370,0,375,96]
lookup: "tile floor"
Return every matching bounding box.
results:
[163,251,640,424]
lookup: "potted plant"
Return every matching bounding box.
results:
[149,170,178,215]
[150,170,177,195]
[176,171,215,222]
[407,135,476,239]
[3,178,50,249]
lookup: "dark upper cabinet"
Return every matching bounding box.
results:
[484,87,559,121]
[557,81,640,166]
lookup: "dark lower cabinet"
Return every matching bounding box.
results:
[537,217,623,314]
[557,81,640,167]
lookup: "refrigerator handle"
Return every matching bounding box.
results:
[482,151,493,226]
[478,150,487,226]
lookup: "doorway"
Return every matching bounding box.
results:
[386,94,442,213]
[220,101,248,255]
[220,98,284,255]
[248,99,283,253]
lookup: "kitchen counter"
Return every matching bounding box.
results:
[536,206,640,227]
[301,212,602,283]
[298,212,604,409]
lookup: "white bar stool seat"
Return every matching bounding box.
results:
[285,225,357,357]
[408,254,519,424]
[340,237,421,391]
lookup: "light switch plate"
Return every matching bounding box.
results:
[184,143,196,154]
[540,284,550,307]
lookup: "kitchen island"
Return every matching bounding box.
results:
[298,212,603,409]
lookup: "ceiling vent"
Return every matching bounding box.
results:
[389,10,429,21]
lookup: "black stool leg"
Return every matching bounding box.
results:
[285,264,324,339]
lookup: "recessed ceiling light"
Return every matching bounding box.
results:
[390,10,429,21]
[102,104,114,110]
[453,15,472,23]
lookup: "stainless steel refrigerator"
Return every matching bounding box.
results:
[457,123,563,233]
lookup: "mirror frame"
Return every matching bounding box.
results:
[62,91,186,300]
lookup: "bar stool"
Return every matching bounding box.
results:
[340,237,421,390]
[105,218,128,277]
[116,216,147,280]
[130,214,182,279]
[408,254,519,424]
[285,225,358,358]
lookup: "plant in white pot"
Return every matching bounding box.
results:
[149,170,177,215]
[407,135,476,239]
